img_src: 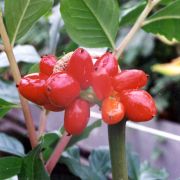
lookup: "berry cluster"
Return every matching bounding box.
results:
[18,48,156,135]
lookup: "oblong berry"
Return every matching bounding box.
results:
[102,97,125,125]
[94,52,118,77]
[120,89,157,122]
[64,98,90,135]
[45,72,80,107]
[40,54,57,76]
[43,103,64,112]
[67,48,93,89]
[112,69,148,92]
[91,69,112,101]
[18,73,49,105]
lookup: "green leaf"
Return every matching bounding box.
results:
[127,145,140,180]
[89,147,111,176]
[139,161,169,180]
[60,146,86,179]
[42,120,101,150]
[5,0,53,44]
[143,0,180,41]
[67,120,102,147]
[0,157,22,179]
[0,133,25,156]
[60,146,105,180]
[60,0,119,48]
[160,0,177,5]
[120,1,146,26]
[18,145,50,180]
[42,131,60,149]
[28,63,39,74]
[0,98,19,118]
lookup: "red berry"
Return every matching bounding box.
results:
[102,96,125,125]
[40,54,57,76]
[64,99,90,135]
[94,52,118,76]
[91,69,112,101]
[45,72,80,107]
[112,70,148,92]
[120,89,157,122]
[18,73,48,105]
[67,48,93,89]
[43,103,64,112]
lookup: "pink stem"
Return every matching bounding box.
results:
[45,132,72,174]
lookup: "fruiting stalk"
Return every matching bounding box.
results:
[109,0,161,179]
[0,12,37,148]
[45,132,72,174]
[113,0,161,59]
[108,120,128,180]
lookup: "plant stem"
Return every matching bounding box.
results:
[38,108,48,138]
[0,13,37,148]
[45,132,72,174]
[113,0,161,59]
[0,44,4,51]
[108,120,128,180]
[109,1,161,179]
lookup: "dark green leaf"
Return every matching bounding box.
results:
[160,0,177,5]
[0,98,19,118]
[143,0,180,41]
[120,1,146,26]
[5,0,53,44]
[18,145,50,180]
[0,98,16,106]
[0,133,25,156]
[89,147,111,176]
[0,107,12,118]
[28,63,39,74]
[42,121,101,150]
[0,157,22,179]
[42,131,59,149]
[60,0,119,48]
[67,120,102,147]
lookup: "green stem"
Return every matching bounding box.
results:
[113,0,161,59]
[108,120,128,180]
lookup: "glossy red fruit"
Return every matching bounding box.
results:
[18,73,48,105]
[40,54,57,76]
[45,72,80,107]
[102,97,125,125]
[94,52,118,76]
[91,69,112,101]
[120,90,157,122]
[112,69,148,92]
[67,48,93,89]
[43,103,64,112]
[64,99,90,135]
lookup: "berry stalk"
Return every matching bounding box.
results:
[113,0,161,59]
[0,44,4,51]
[38,108,48,138]
[0,12,37,148]
[108,120,128,180]
[45,132,72,174]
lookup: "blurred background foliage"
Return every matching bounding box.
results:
[0,0,180,179]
